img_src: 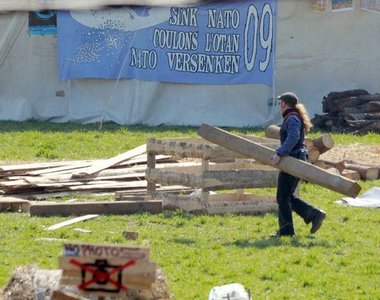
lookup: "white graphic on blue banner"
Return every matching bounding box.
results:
[58,1,276,85]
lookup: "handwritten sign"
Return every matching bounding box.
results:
[58,0,276,85]
[63,243,149,260]
[60,243,156,297]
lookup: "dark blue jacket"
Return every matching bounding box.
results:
[276,109,305,157]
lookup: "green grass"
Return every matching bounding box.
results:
[0,120,379,299]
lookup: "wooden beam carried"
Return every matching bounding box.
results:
[198,123,361,198]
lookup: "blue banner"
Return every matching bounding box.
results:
[58,0,276,85]
[29,11,57,35]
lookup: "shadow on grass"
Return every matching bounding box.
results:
[223,236,332,249]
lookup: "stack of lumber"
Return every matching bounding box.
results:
[312,89,380,134]
[143,136,281,215]
[0,144,191,200]
[265,126,379,181]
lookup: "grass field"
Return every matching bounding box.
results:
[0,121,379,299]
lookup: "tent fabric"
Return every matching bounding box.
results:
[1,0,380,126]
[0,11,275,126]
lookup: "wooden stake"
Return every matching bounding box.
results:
[265,125,280,139]
[312,134,334,154]
[343,163,379,181]
[147,152,156,195]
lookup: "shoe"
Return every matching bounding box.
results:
[269,231,294,238]
[310,210,326,234]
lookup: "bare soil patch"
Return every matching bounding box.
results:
[320,144,379,165]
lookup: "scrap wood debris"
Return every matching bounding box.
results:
[0,144,191,200]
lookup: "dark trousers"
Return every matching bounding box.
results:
[276,171,317,235]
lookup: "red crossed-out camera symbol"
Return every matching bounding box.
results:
[69,258,136,291]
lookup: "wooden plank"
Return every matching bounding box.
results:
[30,200,162,216]
[198,123,361,198]
[59,256,156,292]
[59,255,154,273]
[116,154,173,167]
[16,180,148,193]
[0,197,30,212]
[65,180,149,192]
[60,273,153,293]
[0,0,209,11]
[47,214,99,231]
[27,161,95,176]
[71,144,146,179]
[202,169,278,190]
[23,171,145,184]
[211,193,276,203]
[158,161,273,173]
[51,290,82,300]
[147,152,156,195]
[155,191,206,212]
[0,160,84,173]
[63,242,150,260]
[146,169,203,188]
[207,200,277,215]
[156,191,277,214]
[147,137,278,160]
[115,186,194,200]
[146,168,278,191]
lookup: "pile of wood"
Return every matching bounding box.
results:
[312,89,380,134]
[265,126,379,181]
[0,145,191,200]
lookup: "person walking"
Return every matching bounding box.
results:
[270,92,326,237]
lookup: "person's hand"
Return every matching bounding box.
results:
[270,154,281,166]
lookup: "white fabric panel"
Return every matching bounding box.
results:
[275,0,380,115]
[1,0,380,126]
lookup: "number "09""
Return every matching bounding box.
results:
[244,4,273,72]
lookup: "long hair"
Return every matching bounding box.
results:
[295,103,313,132]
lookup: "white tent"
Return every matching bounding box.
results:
[0,0,380,126]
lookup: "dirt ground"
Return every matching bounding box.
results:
[320,144,380,165]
